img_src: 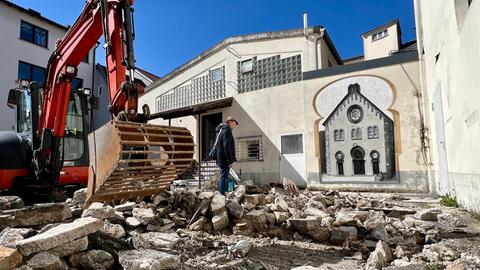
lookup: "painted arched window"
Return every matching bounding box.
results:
[368,126,379,139]
[352,128,362,140]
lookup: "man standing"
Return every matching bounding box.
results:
[214,116,238,195]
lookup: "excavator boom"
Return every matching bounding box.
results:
[34,0,193,204]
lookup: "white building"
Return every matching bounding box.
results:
[140,20,427,192]
[0,0,95,131]
[414,0,480,213]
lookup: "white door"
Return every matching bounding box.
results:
[433,83,450,195]
[280,133,306,186]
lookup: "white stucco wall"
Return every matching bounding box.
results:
[363,23,401,60]
[0,2,94,131]
[415,0,480,213]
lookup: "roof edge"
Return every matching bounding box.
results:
[0,0,68,30]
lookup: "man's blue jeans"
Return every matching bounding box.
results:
[218,165,230,195]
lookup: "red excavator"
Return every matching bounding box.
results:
[0,0,194,205]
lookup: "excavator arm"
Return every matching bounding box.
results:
[32,0,194,205]
[34,0,140,179]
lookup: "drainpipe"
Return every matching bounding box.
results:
[314,29,325,70]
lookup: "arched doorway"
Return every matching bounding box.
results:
[351,146,365,175]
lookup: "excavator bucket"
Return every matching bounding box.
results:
[85,120,194,206]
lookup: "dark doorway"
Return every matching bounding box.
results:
[351,146,365,175]
[201,113,222,160]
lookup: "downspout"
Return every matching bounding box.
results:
[303,12,325,70]
[414,0,435,191]
[314,29,325,70]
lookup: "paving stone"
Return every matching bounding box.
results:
[119,249,180,270]
[114,202,136,212]
[47,236,88,258]
[0,228,35,248]
[101,221,126,238]
[16,217,102,256]
[125,217,141,228]
[7,203,71,227]
[414,208,441,222]
[0,247,22,269]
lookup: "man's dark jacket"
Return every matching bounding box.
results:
[214,123,236,166]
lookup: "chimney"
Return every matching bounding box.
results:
[303,12,308,36]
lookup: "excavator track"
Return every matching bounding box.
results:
[86,120,194,206]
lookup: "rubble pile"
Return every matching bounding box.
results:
[0,182,478,269]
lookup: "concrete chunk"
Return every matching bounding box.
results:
[81,203,115,219]
[80,250,114,270]
[16,217,102,256]
[132,208,155,225]
[9,203,71,227]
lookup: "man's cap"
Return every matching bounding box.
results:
[226,116,239,125]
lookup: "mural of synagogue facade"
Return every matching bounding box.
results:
[140,19,429,192]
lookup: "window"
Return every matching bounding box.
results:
[351,128,362,140]
[210,67,224,82]
[281,134,303,154]
[240,59,253,73]
[18,61,46,83]
[20,21,48,47]
[334,129,344,141]
[368,126,379,139]
[236,137,263,161]
[372,29,388,42]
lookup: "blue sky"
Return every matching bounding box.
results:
[11,0,416,77]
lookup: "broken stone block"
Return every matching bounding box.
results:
[274,197,289,212]
[0,247,22,269]
[334,211,369,226]
[16,217,102,256]
[132,232,180,250]
[245,210,266,232]
[198,191,214,201]
[189,217,208,231]
[114,202,136,212]
[233,222,253,236]
[81,203,115,220]
[230,240,252,257]
[210,194,226,215]
[80,250,114,270]
[47,236,88,258]
[212,210,229,231]
[366,240,393,270]
[67,252,86,268]
[271,187,287,196]
[267,225,290,239]
[363,210,386,230]
[370,224,389,241]
[309,227,331,243]
[8,203,72,227]
[119,249,180,270]
[321,216,334,227]
[289,217,321,235]
[234,185,246,201]
[243,195,259,210]
[125,217,141,228]
[108,211,125,224]
[265,194,275,204]
[26,252,62,270]
[265,212,276,225]
[71,188,86,207]
[226,201,244,219]
[102,221,126,239]
[147,219,175,232]
[0,228,35,248]
[168,213,186,227]
[132,208,155,225]
[303,207,330,218]
[0,196,24,211]
[330,226,357,245]
[274,211,289,224]
[414,208,441,221]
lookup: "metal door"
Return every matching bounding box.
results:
[280,133,306,185]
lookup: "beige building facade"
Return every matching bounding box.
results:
[414,0,480,213]
[140,21,428,192]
